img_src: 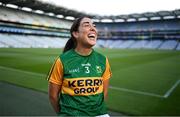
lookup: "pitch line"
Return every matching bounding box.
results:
[0,65,164,98]
[1,65,179,99]
[109,86,164,98]
[163,79,180,98]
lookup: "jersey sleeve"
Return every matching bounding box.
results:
[47,57,63,86]
[102,57,112,81]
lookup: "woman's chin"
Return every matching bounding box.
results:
[89,40,96,45]
[90,42,96,47]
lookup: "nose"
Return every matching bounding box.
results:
[90,24,96,31]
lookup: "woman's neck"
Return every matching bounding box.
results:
[75,47,92,56]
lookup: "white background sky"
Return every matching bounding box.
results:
[41,0,180,16]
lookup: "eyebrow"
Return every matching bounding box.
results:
[82,21,95,25]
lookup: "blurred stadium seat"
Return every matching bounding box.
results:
[0,1,179,50]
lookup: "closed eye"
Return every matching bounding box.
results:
[93,24,96,27]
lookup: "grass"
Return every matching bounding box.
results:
[0,48,180,115]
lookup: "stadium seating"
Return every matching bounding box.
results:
[114,40,134,49]
[176,42,180,50]
[143,40,163,49]
[95,39,180,50]
[129,40,149,49]
[109,40,124,48]
[0,34,68,48]
[158,40,178,50]
[0,6,72,29]
[0,6,179,50]
[96,20,180,32]
[95,18,180,50]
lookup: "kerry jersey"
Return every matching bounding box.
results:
[48,49,112,116]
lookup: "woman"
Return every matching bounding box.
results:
[48,16,112,116]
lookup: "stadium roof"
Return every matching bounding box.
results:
[0,0,180,22]
[0,0,88,18]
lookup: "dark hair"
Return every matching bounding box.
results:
[63,16,87,53]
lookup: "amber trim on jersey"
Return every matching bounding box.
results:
[102,57,112,81]
[47,57,64,86]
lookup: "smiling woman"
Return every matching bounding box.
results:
[63,17,98,54]
[47,16,112,116]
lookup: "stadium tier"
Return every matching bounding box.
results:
[0,34,68,48]
[96,19,180,50]
[96,19,180,32]
[0,6,72,29]
[158,40,178,50]
[0,5,180,50]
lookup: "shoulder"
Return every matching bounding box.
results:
[92,50,107,65]
[93,50,106,59]
[59,49,74,59]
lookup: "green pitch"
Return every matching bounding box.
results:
[0,48,179,115]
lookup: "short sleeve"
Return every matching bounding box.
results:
[47,57,63,86]
[102,57,112,81]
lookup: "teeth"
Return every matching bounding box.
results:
[88,34,95,37]
[88,33,96,40]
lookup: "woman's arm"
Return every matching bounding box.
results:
[103,79,110,101]
[102,57,112,101]
[48,82,61,114]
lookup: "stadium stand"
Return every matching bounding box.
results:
[0,3,71,48]
[129,40,149,49]
[0,34,68,48]
[176,42,180,50]
[143,40,163,49]
[117,40,135,49]
[0,0,179,50]
[158,40,178,50]
[0,6,72,28]
[96,19,180,50]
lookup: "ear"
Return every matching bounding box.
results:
[72,31,79,39]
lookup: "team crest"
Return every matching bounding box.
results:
[96,66,102,73]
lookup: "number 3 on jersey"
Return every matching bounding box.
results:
[85,66,90,73]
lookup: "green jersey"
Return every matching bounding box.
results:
[48,49,112,116]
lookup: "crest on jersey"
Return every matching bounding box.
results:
[96,66,102,73]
